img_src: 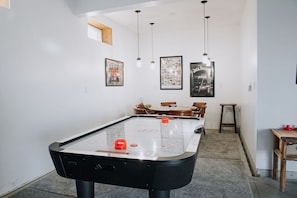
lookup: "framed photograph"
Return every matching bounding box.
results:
[105,58,124,86]
[190,62,215,97]
[160,56,183,90]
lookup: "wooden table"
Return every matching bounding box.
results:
[271,129,297,192]
[149,106,195,116]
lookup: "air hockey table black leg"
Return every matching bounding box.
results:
[149,189,170,198]
[75,180,94,198]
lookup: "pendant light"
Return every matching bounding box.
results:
[150,22,155,70]
[135,10,142,68]
[205,15,211,66]
[201,1,209,65]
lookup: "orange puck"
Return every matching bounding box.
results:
[161,117,169,123]
[114,138,127,150]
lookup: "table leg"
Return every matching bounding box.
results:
[149,189,170,198]
[232,105,237,133]
[76,180,94,198]
[279,140,286,192]
[272,136,278,180]
[219,105,224,133]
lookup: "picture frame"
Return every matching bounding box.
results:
[295,64,297,85]
[190,62,215,97]
[105,58,124,86]
[160,56,183,90]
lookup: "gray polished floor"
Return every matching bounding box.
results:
[3,129,297,198]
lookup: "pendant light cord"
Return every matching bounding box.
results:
[150,23,154,62]
[203,2,206,55]
[135,10,141,59]
[201,1,212,66]
[205,16,210,57]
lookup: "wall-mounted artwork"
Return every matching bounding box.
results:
[105,58,124,86]
[160,56,183,90]
[190,62,215,97]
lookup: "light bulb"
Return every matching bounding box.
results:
[150,61,155,70]
[202,53,208,64]
[136,58,142,68]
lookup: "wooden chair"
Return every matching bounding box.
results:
[192,102,207,118]
[134,103,146,114]
[134,107,146,114]
[134,103,155,114]
[161,102,176,106]
[168,110,193,116]
[192,102,207,135]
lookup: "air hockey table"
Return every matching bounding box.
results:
[49,115,204,198]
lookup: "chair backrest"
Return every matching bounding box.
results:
[192,102,207,117]
[134,103,155,114]
[136,103,145,109]
[134,108,146,114]
[168,110,193,116]
[134,103,146,114]
[161,102,176,106]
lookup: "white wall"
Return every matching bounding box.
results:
[138,23,242,129]
[240,0,257,173]
[257,0,297,172]
[0,0,138,195]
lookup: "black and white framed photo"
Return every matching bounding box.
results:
[190,62,215,97]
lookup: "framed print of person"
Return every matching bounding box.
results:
[105,58,124,86]
[190,62,215,97]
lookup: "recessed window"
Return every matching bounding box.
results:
[88,24,102,42]
[0,0,10,9]
[88,18,112,45]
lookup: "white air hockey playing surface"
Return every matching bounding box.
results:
[60,116,204,160]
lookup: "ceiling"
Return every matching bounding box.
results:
[98,0,246,34]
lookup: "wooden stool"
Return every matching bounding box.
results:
[219,104,237,133]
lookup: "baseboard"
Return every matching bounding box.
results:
[238,134,258,177]
[256,169,271,177]
[257,169,297,179]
